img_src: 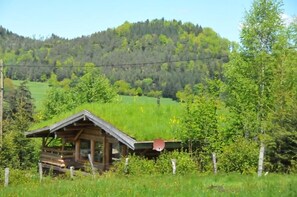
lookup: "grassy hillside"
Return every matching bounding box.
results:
[1,173,296,196]
[13,80,181,140]
[12,80,178,110]
[12,80,50,109]
[30,101,181,141]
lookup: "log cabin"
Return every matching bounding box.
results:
[25,110,181,173]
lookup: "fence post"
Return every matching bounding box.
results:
[70,166,74,179]
[124,158,129,174]
[88,153,95,177]
[212,152,217,174]
[171,159,176,175]
[4,167,9,187]
[38,162,43,182]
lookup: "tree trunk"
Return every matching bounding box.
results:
[257,142,265,177]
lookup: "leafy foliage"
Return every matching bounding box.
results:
[41,66,117,119]
[113,151,197,175]
[113,155,156,175]
[224,0,297,173]
[218,137,258,174]
[0,81,38,169]
[155,151,198,175]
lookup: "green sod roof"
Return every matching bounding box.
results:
[30,100,182,141]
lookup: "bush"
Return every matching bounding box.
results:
[0,168,38,187]
[155,151,198,175]
[218,137,258,174]
[112,154,156,175]
[112,151,198,175]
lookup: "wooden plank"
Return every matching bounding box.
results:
[64,126,87,131]
[103,134,107,169]
[121,144,127,157]
[80,133,103,141]
[41,159,65,168]
[83,129,102,135]
[74,129,84,141]
[91,140,95,162]
[74,122,94,126]
[42,137,45,147]
[75,140,80,161]
[42,147,74,154]
[41,153,62,160]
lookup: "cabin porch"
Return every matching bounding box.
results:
[39,136,128,172]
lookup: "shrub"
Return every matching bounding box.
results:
[112,154,156,175]
[155,151,198,175]
[112,151,198,175]
[218,137,258,174]
[0,168,38,187]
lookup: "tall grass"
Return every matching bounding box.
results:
[1,172,296,197]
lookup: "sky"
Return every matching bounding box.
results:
[0,0,296,42]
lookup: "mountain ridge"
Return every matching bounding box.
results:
[0,19,230,99]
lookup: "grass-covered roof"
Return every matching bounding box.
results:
[30,97,182,141]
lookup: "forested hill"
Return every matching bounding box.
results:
[0,19,230,99]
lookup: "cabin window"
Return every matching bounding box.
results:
[94,141,103,163]
[80,139,90,160]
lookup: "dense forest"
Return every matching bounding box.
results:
[0,19,230,99]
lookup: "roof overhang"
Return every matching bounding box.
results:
[25,110,137,150]
[26,126,51,138]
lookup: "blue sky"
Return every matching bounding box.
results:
[0,0,296,42]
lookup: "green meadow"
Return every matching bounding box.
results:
[12,80,50,110]
[12,80,178,110]
[0,172,296,197]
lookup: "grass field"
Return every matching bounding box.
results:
[0,173,296,197]
[12,80,50,110]
[12,80,178,111]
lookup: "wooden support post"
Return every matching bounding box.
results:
[103,134,107,170]
[42,137,45,147]
[4,167,9,187]
[61,139,65,151]
[121,144,127,157]
[171,159,176,175]
[75,140,80,161]
[91,140,95,162]
[70,166,74,179]
[74,129,84,141]
[38,162,43,182]
[106,143,111,165]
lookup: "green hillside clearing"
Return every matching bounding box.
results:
[12,80,50,109]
